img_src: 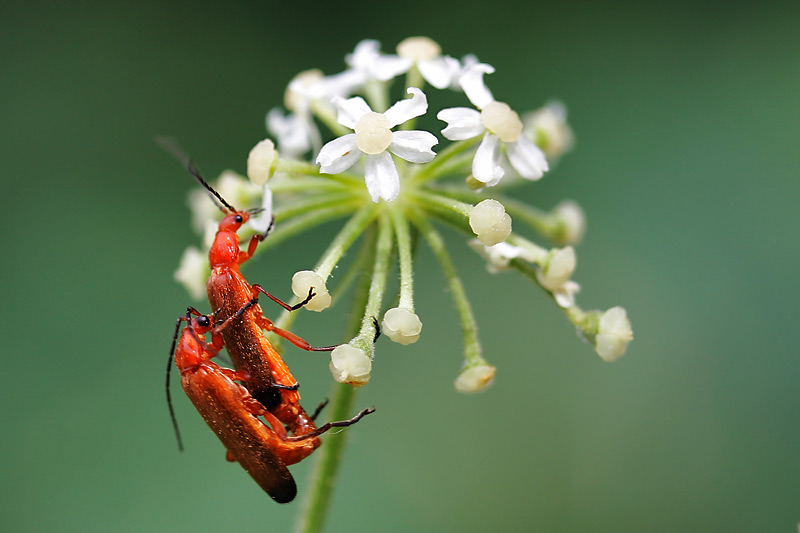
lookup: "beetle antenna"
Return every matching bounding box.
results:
[166,313,188,452]
[156,136,237,213]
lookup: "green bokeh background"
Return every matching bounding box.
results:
[2,1,798,531]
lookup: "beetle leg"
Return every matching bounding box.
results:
[251,284,315,312]
[253,313,337,352]
[286,407,375,442]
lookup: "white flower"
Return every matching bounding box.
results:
[523,101,574,160]
[330,344,372,387]
[284,70,337,112]
[175,246,209,300]
[316,87,438,202]
[454,364,496,393]
[595,306,633,362]
[345,39,412,84]
[291,270,331,312]
[381,307,422,345]
[536,246,580,308]
[467,239,538,273]
[267,108,319,158]
[438,63,549,186]
[267,70,356,158]
[396,36,461,89]
[468,199,512,246]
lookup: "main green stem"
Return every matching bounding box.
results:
[294,225,377,533]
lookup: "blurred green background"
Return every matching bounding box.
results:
[2,1,798,531]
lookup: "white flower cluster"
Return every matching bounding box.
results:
[262,37,563,206]
[176,36,632,395]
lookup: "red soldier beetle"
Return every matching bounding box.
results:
[167,301,374,503]
[161,140,373,437]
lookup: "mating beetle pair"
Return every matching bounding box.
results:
[165,149,373,503]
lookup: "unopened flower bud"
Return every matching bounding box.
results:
[523,102,574,159]
[329,344,372,387]
[552,201,586,245]
[536,247,579,308]
[381,308,422,345]
[247,139,277,185]
[536,247,576,292]
[469,199,512,246]
[291,270,331,311]
[174,246,209,300]
[454,364,496,393]
[397,36,441,61]
[595,306,633,362]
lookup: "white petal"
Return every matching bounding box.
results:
[461,54,480,69]
[472,133,504,185]
[506,134,549,180]
[418,56,460,89]
[384,87,428,127]
[371,55,413,81]
[332,95,372,129]
[346,39,381,68]
[437,107,484,140]
[287,75,321,105]
[345,39,411,82]
[459,63,495,108]
[267,110,312,157]
[316,134,361,174]
[389,130,438,163]
[322,69,364,98]
[553,281,580,308]
[249,186,274,233]
[364,152,400,202]
[266,108,290,135]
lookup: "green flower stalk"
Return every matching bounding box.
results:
[174,36,633,532]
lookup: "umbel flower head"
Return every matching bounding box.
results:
[176,37,633,393]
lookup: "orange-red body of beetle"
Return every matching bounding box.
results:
[172,308,314,503]
[169,306,371,503]
[161,142,373,436]
[161,146,361,438]
[205,210,324,438]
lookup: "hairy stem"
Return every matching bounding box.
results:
[294,225,377,533]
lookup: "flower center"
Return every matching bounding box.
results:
[396,36,441,61]
[354,112,393,154]
[481,101,522,143]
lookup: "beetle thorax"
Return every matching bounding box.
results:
[209,230,240,267]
